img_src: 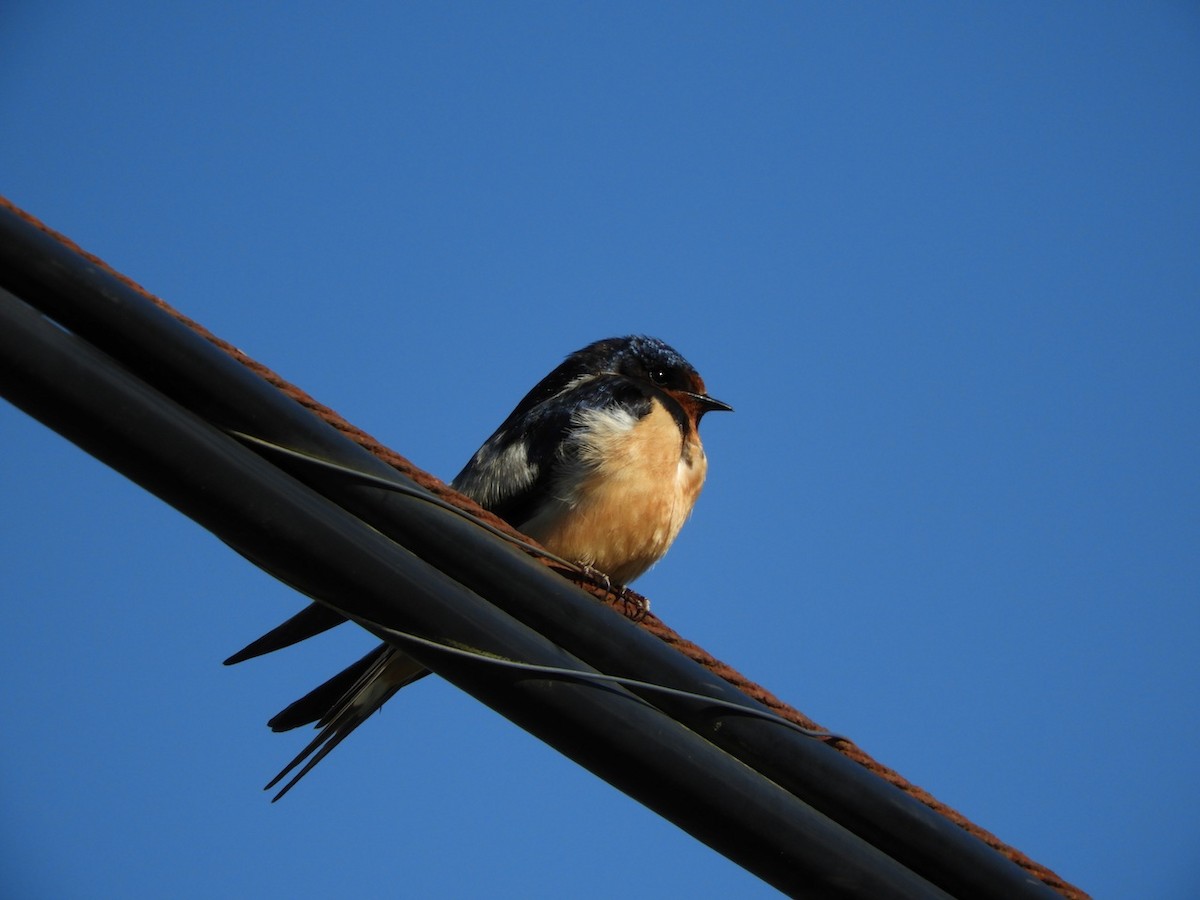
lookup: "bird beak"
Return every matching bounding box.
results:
[688,392,733,415]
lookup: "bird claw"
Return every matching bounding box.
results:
[620,588,649,622]
[576,564,648,621]
[578,563,611,594]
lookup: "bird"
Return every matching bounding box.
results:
[226,335,732,799]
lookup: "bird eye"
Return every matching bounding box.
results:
[648,368,668,385]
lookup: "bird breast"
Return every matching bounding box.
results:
[520,399,708,584]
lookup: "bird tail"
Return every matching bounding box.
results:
[226,606,430,800]
[262,644,429,800]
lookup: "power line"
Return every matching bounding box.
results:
[0,197,1085,899]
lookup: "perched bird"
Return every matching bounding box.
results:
[227,335,731,798]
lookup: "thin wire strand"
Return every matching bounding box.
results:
[365,621,841,742]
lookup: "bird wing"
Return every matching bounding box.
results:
[223,602,346,665]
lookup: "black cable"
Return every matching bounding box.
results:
[0,203,1066,899]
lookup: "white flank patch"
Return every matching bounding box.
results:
[453,436,537,507]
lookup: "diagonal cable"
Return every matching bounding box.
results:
[0,195,1087,900]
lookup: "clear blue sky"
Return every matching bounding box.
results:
[2,4,1197,897]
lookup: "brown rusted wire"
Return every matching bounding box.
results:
[0,194,1088,900]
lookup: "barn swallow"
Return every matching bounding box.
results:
[227,335,731,798]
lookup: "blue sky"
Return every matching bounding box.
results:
[2,3,1197,897]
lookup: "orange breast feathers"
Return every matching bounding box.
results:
[519,398,708,585]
